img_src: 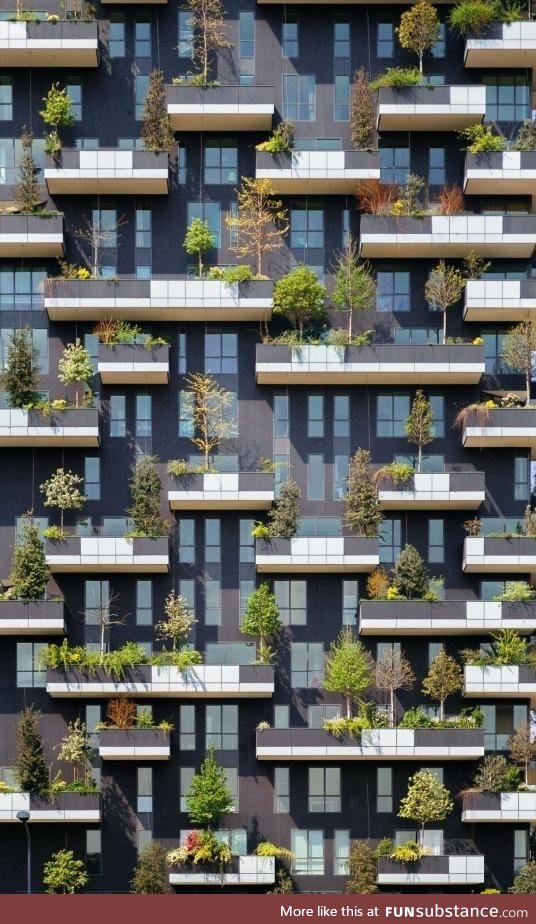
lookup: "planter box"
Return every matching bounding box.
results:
[0,791,100,823]
[98,343,170,384]
[45,536,169,573]
[0,407,99,447]
[256,727,484,761]
[463,537,536,573]
[465,152,536,196]
[47,664,274,698]
[0,214,63,257]
[377,85,485,131]
[462,407,536,451]
[255,150,379,193]
[462,791,536,823]
[0,599,65,635]
[168,472,274,510]
[167,85,274,131]
[0,21,98,67]
[465,279,536,322]
[169,856,275,887]
[360,215,536,259]
[464,665,536,702]
[465,22,536,69]
[255,537,379,573]
[98,728,170,760]
[45,149,169,195]
[378,471,485,510]
[359,600,536,636]
[377,854,484,886]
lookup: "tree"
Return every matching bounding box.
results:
[2,327,39,408]
[39,82,74,159]
[15,130,40,213]
[183,217,215,277]
[186,748,234,826]
[75,213,128,278]
[130,843,171,894]
[331,238,375,341]
[84,589,125,658]
[424,261,465,344]
[155,591,196,651]
[40,467,85,533]
[398,769,453,846]
[58,338,93,407]
[55,718,90,782]
[127,455,167,537]
[502,318,536,407]
[405,389,434,472]
[344,449,383,538]
[472,755,521,793]
[508,723,536,785]
[268,479,300,538]
[182,372,237,471]
[43,849,88,894]
[351,68,375,150]
[186,0,232,85]
[374,649,415,728]
[141,69,173,154]
[273,266,326,339]
[226,177,289,277]
[396,0,440,79]
[346,841,379,894]
[239,582,282,664]
[422,650,463,720]
[10,513,49,601]
[15,705,48,797]
[324,629,373,718]
[511,861,536,894]
[392,544,429,600]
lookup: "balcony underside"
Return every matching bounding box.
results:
[359,618,535,636]
[379,492,485,510]
[0,431,99,447]
[98,365,169,385]
[464,305,536,322]
[256,368,483,385]
[0,238,63,258]
[256,559,379,574]
[46,560,169,574]
[45,302,272,322]
[360,240,534,259]
[98,748,170,761]
[0,619,65,636]
[168,108,274,131]
[463,429,536,454]
[0,48,98,68]
[254,176,377,195]
[465,48,536,69]
[464,175,536,196]
[168,495,273,511]
[44,175,169,195]
[377,111,483,132]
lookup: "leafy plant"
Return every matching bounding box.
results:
[472,754,522,793]
[422,650,463,719]
[186,0,231,85]
[375,462,414,489]
[269,869,295,893]
[389,840,427,864]
[141,69,173,153]
[55,718,90,782]
[397,0,440,79]
[493,581,536,602]
[366,568,390,600]
[346,840,379,894]
[186,748,234,826]
[167,459,207,476]
[39,83,73,159]
[437,184,464,216]
[374,649,416,727]
[344,449,383,538]
[182,372,237,471]
[331,238,375,341]
[392,544,430,600]
[240,582,281,664]
[41,639,148,679]
[208,265,254,284]
[502,318,536,405]
[253,842,295,860]
[463,250,491,280]
[40,467,85,534]
[459,123,505,154]
[324,630,373,718]
[515,119,536,151]
[405,389,435,472]
[155,591,196,651]
[399,173,427,217]
[183,218,215,277]
[227,177,289,277]
[267,479,300,538]
[356,178,398,215]
[464,517,482,537]
[10,513,49,600]
[398,769,453,846]
[508,723,536,784]
[449,0,503,36]
[127,455,167,538]
[15,130,40,213]
[351,67,376,149]
[369,67,422,89]
[15,705,48,797]
[273,265,326,338]
[131,843,171,894]
[2,326,39,408]
[58,338,93,406]
[43,849,88,894]
[425,261,466,343]
[106,698,136,730]
[511,861,536,893]
[256,120,295,154]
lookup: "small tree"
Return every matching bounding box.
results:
[227,177,289,277]
[15,130,40,213]
[511,861,536,894]
[508,722,536,785]
[15,705,48,797]
[268,479,300,538]
[2,327,39,408]
[55,718,90,782]
[473,754,521,793]
[10,513,48,601]
[346,840,379,894]
[127,455,166,537]
[39,82,74,158]
[183,217,215,277]
[130,843,171,894]
[344,449,383,538]
[141,69,173,153]
[424,261,465,344]
[331,238,375,341]
[273,266,326,339]
[422,650,463,720]
[405,389,434,472]
[351,68,375,150]
[43,849,88,894]
[186,0,232,85]
[155,591,196,651]
[398,769,453,846]
[502,318,536,407]
[186,748,234,826]
[40,467,85,534]
[183,372,237,471]
[396,0,440,79]
[324,629,373,718]
[392,544,429,599]
[239,582,282,664]
[75,212,128,278]
[374,649,415,728]
[58,338,93,407]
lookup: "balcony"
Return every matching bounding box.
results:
[0,214,63,258]
[46,664,274,698]
[464,152,536,196]
[168,472,274,510]
[98,343,169,385]
[360,215,536,259]
[45,536,169,573]
[98,728,171,760]
[167,85,274,131]
[377,85,485,132]
[0,600,65,636]
[461,407,536,452]
[0,20,98,67]
[378,471,485,510]
[169,856,275,887]
[377,854,484,887]
[44,278,273,322]
[465,22,536,69]
[45,149,169,195]
[359,600,536,636]
[462,791,536,823]
[255,343,484,385]
[255,150,380,194]
[255,537,379,573]
[463,537,536,574]
[465,279,536,322]
[0,792,100,823]
[464,665,536,702]
[256,727,484,760]
[0,408,99,447]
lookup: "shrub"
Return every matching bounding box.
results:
[459,124,505,154]
[369,67,422,89]
[15,705,48,797]
[267,479,300,538]
[389,841,426,864]
[43,849,88,894]
[155,590,196,652]
[141,68,173,153]
[437,184,464,216]
[127,455,167,537]
[422,651,463,720]
[2,326,39,408]
[255,120,295,154]
[239,582,281,664]
[398,770,453,846]
[106,698,136,730]
[493,581,536,603]
[511,861,536,893]
[366,568,390,600]
[324,630,373,718]
[131,843,171,893]
[472,755,522,793]
[356,179,398,215]
[186,749,234,826]
[448,1,503,37]
[209,265,254,284]
[273,266,326,338]
[183,218,215,277]
[344,449,383,538]
[392,544,430,600]
[10,513,49,601]
[515,120,536,151]
[346,840,378,894]
[375,462,414,489]
[351,67,376,149]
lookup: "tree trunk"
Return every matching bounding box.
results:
[390,688,395,728]
[299,319,303,340]
[442,308,447,345]
[439,697,444,721]
[60,507,64,532]
[198,250,202,278]
[526,370,531,407]
[417,443,422,473]
[526,759,529,786]
[420,822,425,848]
[347,309,352,342]
[345,695,351,719]
[419,52,423,81]
[257,240,262,278]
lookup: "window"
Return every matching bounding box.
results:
[377,767,392,813]
[0,266,46,311]
[334,395,349,438]
[428,518,444,563]
[483,328,509,374]
[179,519,195,563]
[333,455,349,501]
[205,579,221,625]
[66,78,82,120]
[274,453,289,497]
[377,266,410,312]
[84,457,100,501]
[515,456,530,501]
[240,519,255,564]
[179,389,194,437]
[291,642,324,688]
[483,703,527,752]
[429,147,445,186]
[239,11,255,58]
[205,332,237,373]
[136,580,152,626]
[274,580,307,626]
[135,74,149,120]
[292,830,324,875]
[334,19,350,58]
[334,830,350,876]
[307,395,324,438]
[308,767,341,812]
[428,395,445,439]
[342,207,350,248]
[180,705,195,750]
[178,143,186,184]
[86,830,102,875]
[308,454,324,501]
[0,328,48,374]
[334,76,350,121]
[394,328,440,346]
[0,77,12,120]
[137,767,152,813]
[430,22,446,58]
[291,203,324,248]
[274,704,289,728]
[428,641,444,666]
[283,75,316,121]
[483,76,529,123]
[136,394,152,438]
[85,580,110,626]
[377,393,410,437]
[514,830,529,874]
[205,518,221,563]
[206,642,254,664]
[178,10,194,57]
[274,767,290,813]
[110,395,126,437]
[136,205,151,249]
[178,332,187,375]
[380,518,401,563]
[135,20,151,58]
[109,13,125,58]
[274,394,289,437]
[204,140,237,185]
[187,201,220,248]
[377,17,393,57]
[180,578,195,616]
[16,642,46,687]
[380,145,409,185]
[180,767,194,812]
[282,14,298,57]
[240,581,254,619]
[342,579,358,626]
[206,705,238,749]
[308,704,341,728]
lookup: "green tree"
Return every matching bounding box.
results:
[141,68,173,154]
[268,479,300,538]
[392,544,429,600]
[422,650,463,720]
[15,130,40,213]
[186,748,234,826]
[130,842,171,894]
[182,372,237,470]
[396,0,440,79]
[2,327,39,408]
[55,718,90,782]
[15,705,48,797]
[398,769,453,846]
[155,591,196,651]
[39,82,74,158]
[350,67,376,150]
[472,755,521,793]
[502,318,536,407]
[127,455,166,537]
[424,261,465,344]
[183,217,215,277]
[324,629,373,718]
[43,849,88,894]
[40,467,85,534]
[239,582,282,664]
[186,0,232,85]
[273,265,326,339]
[343,449,383,538]
[508,723,536,785]
[10,513,49,601]
[405,389,434,472]
[226,177,289,277]
[346,840,379,894]
[511,861,536,894]
[331,238,375,341]
[58,338,93,407]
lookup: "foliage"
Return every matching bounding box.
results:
[43,525,65,541]
[253,842,295,861]
[374,649,416,727]
[183,218,215,277]
[392,544,430,600]
[422,651,463,720]
[502,318,536,405]
[41,639,148,679]
[130,843,171,894]
[2,326,39,408]
[346,840,379,894]
[256,120,295,154]
[15,705,48,797]
[405,390,435,472]
[269,870,295,893]
[367,568,390,600]
[323,706,389,739]
[15,130,40,213]
[464,250,491,280]
[94,318,141,345]
[186,748,234,826]
[397,0,440,78]
[227,177,289,277]
[369,67,422,89]
[524,505,536,537]
[43,849,88,894]
[208,264,254,284]
[398,173,427,217]
[373,838,394,859]
[516,120,536,152]
[10,513,49,600]
[459,123,505,154]
[472,755,522,793]
[463,629,534,667]
[167,829,232,870]
[167,459,207,476]
[344,449,383,538]
[40,467,85,533]
[186,0,231,85]
[448,1,503,36]
[58,338,93,406]
[398,769,453,845]
[182,372,237,471]
[150,648,203,669]
[437,184,464,216]
[40,82,73,158]
[127,455,166,538]
[389,841,427,864]
[55,718,90,781]
[331,239,375,340]
[58,260,92,280]
[273,266,326,337]
[75,212,128,278]
[240,582,281,664]
[156,591,196,651]
[398,706,483,729]
[324,630,373,718]
[493,581,536,602]
[425,261,466,343]
[106,698,136,730]
[351,67,376,149]
[511,861,536,893]
[267,479,300,538]
[508,723,536,785]
[141,69,173,154]
[375,462,414,489]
